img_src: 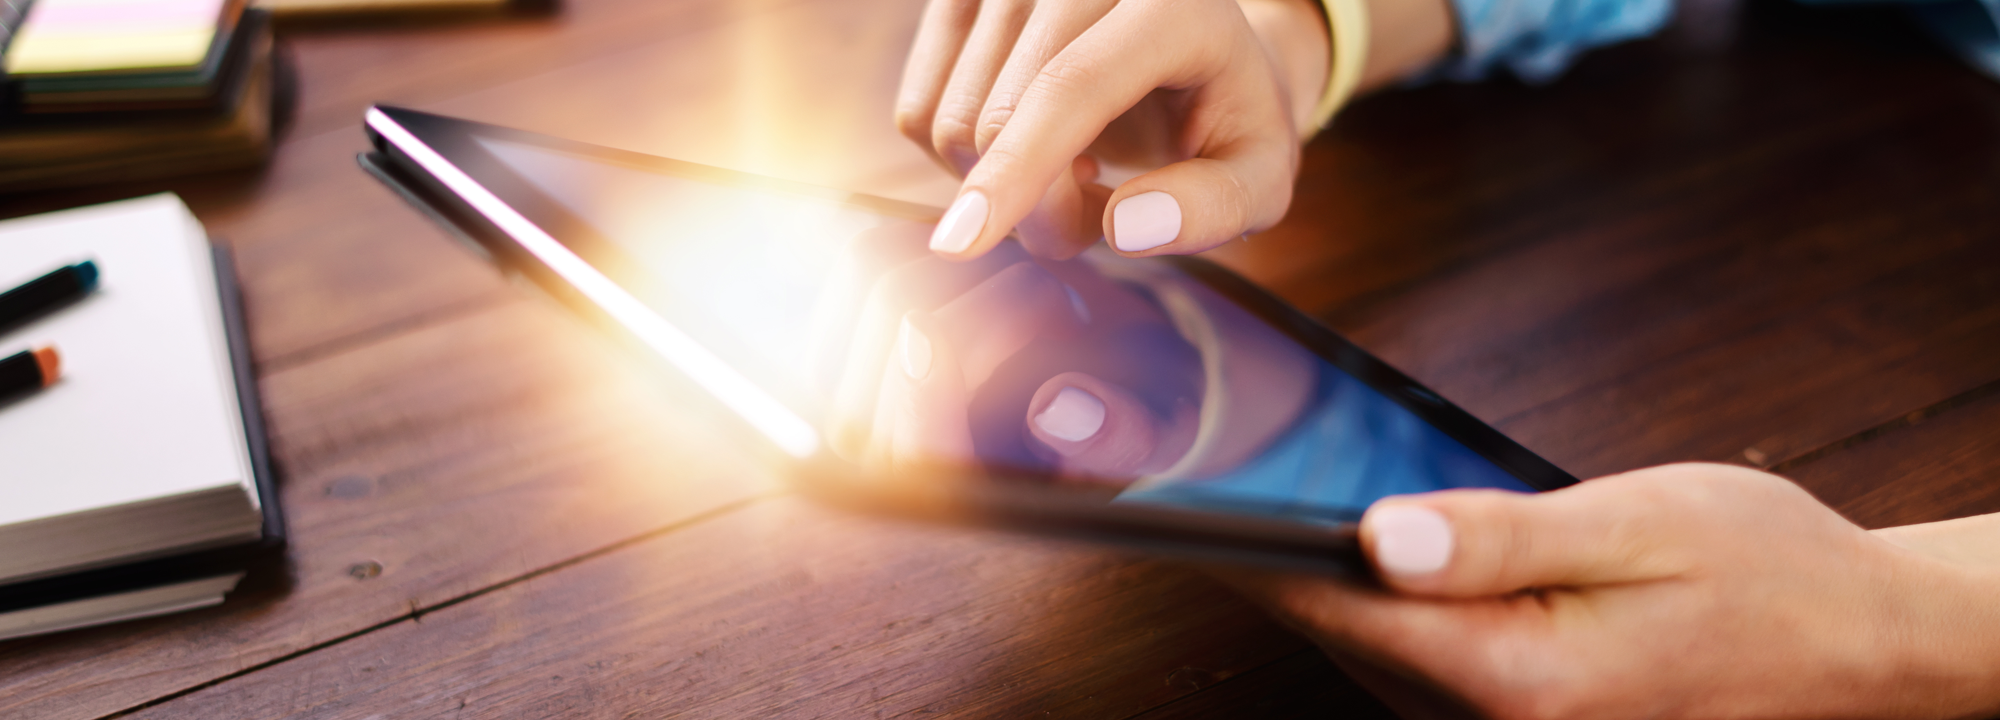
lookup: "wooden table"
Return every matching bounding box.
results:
[3,0,1997,715]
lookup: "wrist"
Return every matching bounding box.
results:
[1354,0,1453,92]
[1238,0,1332,134]
[1873,550,2000,718]
[1874,513,2000,566]
[1241,0,1455,139]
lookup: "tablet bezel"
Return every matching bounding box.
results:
[360,104,1578,577]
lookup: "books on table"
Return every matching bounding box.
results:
[3,0,247,91]
[0,193,280,641]
[0,0,276,192]
[253,0,510,21]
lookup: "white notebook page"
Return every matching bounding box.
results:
[0,194,256,527]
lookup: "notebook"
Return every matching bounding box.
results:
[0,194,279,641]
[0,10,273,191]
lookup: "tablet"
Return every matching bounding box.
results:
[362,105,1577,577]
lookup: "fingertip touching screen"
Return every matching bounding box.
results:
[385,110,1565,530]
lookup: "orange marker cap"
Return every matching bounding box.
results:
[31,346,60,386]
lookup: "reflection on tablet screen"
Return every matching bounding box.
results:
[478,136,1530,527]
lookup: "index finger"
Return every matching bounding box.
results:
[926,0,1218,259]
[895,0,983,168]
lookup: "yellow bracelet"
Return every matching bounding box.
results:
[1306,0,1369,137]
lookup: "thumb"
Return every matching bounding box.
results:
[1363,483,1696,597]
[1103,141,1295,256]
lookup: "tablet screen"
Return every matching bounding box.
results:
[383,111,1556,526]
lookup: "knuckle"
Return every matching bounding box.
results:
[1425,491,1520,588]
[1030,54,1106,102]
[930,99,983,159]
[1613,465,1723,517]
[1220,166,1254,233]
[1245,145,1299,228]
[975,106,1015,150]
[1246,173,1292,231]
[893,107,932,144]
[1488,496,1539,587]
[1209,153,1295,236]
[1452,490,1517,533]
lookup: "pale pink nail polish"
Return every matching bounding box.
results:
[1033,386,1106,442]
[1370,505,1453,577]
[930,190,989,253]
[1112,191,1181,252]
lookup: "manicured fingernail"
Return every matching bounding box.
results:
[899,317,932,380]
[1112,191,1181,252]
[1369,505,1453,577]
[1033,386,1105,442]
[930,190,989,254]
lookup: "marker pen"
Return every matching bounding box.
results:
[0,345,60,403]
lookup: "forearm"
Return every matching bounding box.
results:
[1239,0,1331,132]
[1875,512,2000,566]
[1870,514,2000,717]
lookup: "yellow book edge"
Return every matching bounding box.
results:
[4,28,220,76]
[253,0,507,19]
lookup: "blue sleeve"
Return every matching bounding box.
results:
[1441,0,1676,82]
[1901,0,2000,80]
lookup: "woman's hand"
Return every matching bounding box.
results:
[895,0,1332,260]
[1217,463,2000,719]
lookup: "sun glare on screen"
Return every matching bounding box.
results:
[477,135,883,425]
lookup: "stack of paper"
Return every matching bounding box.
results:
[254,0,510,21]
[0,0,275,191]
[0,194,280,640]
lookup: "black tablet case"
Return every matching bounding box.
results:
[0,244,285,617]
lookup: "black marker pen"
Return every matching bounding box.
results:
[0,260,99,336]
[0,346,60,404]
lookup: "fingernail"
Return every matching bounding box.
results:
[930,190,989,254]
[1033,386,1105,442]
[899,317,932,380]
[1112,191,1181,252]
[1369,505,1453,577]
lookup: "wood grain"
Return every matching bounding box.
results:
[409,0,952,206]
[1790,382,2000,529]
[0,299,776,720]
[122,496,1309,720]
[274,0,814,143]
[1131,649,1396,720]
[0,0,953,715]
[2,0,1996,716]
[0,0,949,368]
[1213,0,2000,479]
